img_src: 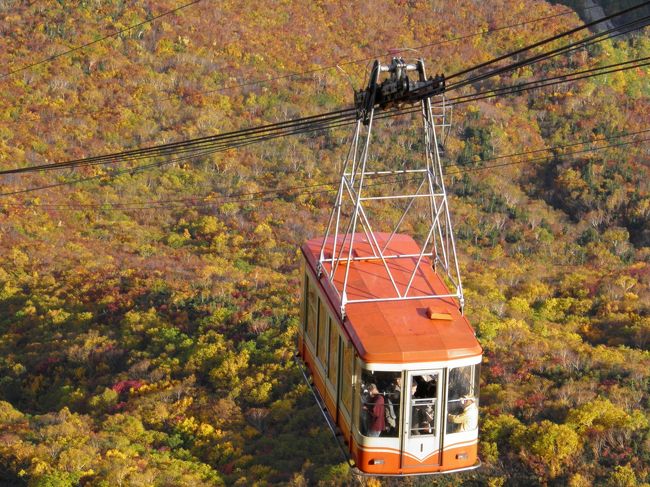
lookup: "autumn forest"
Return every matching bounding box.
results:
[0,0,649,486]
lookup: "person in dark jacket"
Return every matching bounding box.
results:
[366,383,385,437]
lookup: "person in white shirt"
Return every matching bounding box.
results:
[448,395,478,432]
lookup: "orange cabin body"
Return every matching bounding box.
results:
[298,233,482,476]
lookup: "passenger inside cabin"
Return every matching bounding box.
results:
[392,378,417,405]
[414,374,436,398]
[384,377,402,434]
[422,375,437,397]
[419,403,435,434]
[448,395,478,432]
[360,382,370,435]
[364,383,385,437]
[384,391,396,432]
[359,371,402,438]
[412,375,437,435]
[387,376,402,403]
[386,377,410,405]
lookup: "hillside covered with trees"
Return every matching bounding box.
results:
[0,0,649,485]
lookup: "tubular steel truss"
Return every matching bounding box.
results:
[318,59,464,317]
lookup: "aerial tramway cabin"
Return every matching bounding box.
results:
[298,233,482,475]
[298,57,482,475]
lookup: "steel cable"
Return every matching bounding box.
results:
[446,12,650,92]
[5,131,647,209]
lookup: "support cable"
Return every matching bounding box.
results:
[4,49,647,180]
[448,56,650,104]
[446,11,650,92]
[1,9,648,194]
[3,3,648,177]
[5,131,647,209]
[447,0,650,81]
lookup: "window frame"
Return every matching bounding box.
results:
[317,300,329,367]
[408,372,440,438]
[445,364,480,435]
[358,367,402,438]
[327,317,339,387]
[306,277,318,347]
[340,340,354,415]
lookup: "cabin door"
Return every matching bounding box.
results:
[401,370,443,468]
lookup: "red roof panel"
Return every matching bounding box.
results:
[302,233,482,363]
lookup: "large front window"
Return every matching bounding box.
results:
[446,364,480,434]
[359,369,400,438]
[410,373,439,436]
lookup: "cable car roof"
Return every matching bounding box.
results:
[302,233,482,364]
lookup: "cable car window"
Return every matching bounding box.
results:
[340,341,353,414]
[446,364,480,434]
[306,279,317,346]
[317,301,328,365]
[410,374,438,436]
[359,369,401,438]
[327,318,338,387]
[301,270,307,330]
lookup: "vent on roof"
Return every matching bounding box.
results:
[427,307,452,321]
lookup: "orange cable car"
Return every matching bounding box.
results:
[297,58,482,476]
[298,233,481,475]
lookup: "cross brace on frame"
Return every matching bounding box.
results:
[317,58,464,318]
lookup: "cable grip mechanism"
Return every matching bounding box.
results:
[354,58,445,124]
